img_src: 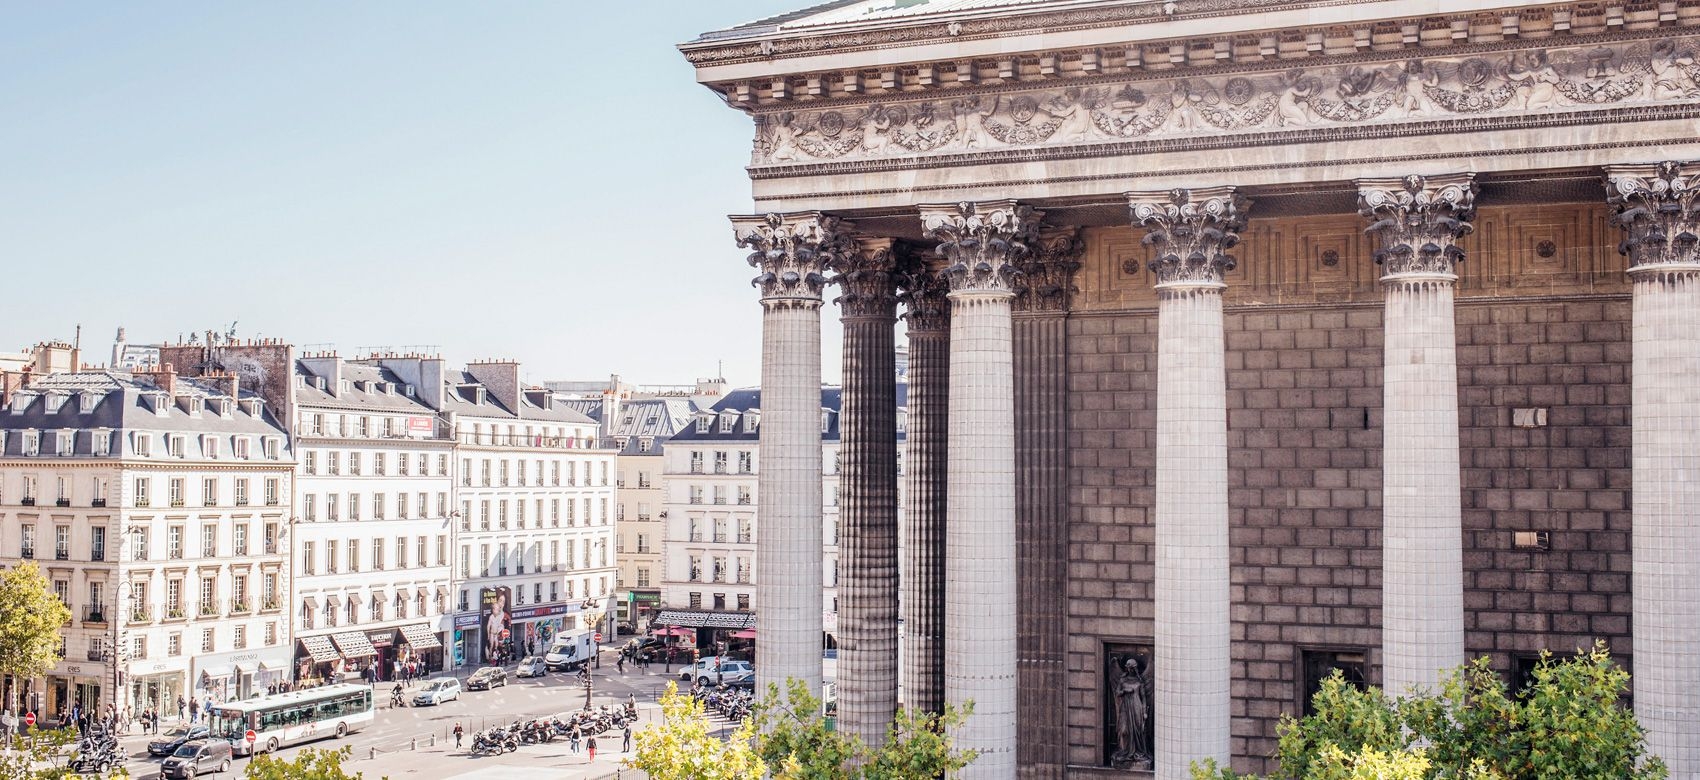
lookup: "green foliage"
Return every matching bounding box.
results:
[1192,643,1666,780]
[628,681,766,780]
[629,679,977,780]
[0,726,128,779]
[243,747,375,779]
[0,563,73,711]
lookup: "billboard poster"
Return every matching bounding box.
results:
[406,416,434,435]
[480,587,512,664]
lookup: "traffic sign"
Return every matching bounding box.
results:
[245,730,257,744]
[23,712,34,727]
[593,632,602,643]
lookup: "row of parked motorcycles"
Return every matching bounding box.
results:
[693,684,755,722]
[70,726,123,774]
[470,703,638,757]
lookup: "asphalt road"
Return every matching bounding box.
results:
[120,654,692,780]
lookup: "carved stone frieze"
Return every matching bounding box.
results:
[1015,227,1085,313]
[833,237,900,320]
[921,201,1040,295]
[748,36,1700,166]
[733,212,854,304]
[1128,187,1249,288]
[1357,174,1478,278]
[1605,160,1700,272]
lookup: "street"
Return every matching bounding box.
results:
[116,649,714,780]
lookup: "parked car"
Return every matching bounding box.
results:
[466,666,508,691]
[682,657,755,686]
[413,677,462,706]
[148,724,210,757]
[160,739,232,779]
[515,656,548,678]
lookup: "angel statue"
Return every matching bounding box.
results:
[1110,652,1155,770]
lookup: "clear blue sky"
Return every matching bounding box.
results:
[0,1,841,388]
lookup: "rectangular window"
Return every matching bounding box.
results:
[265,477,280,505]
[325,540,337,574]
[201,525,216,557]
[348,493,361,521]
[234,479,249,506]
[202,477,218,506]
[437,454,447,476]
[202,628,214,653]
[327,452,340,475]
[304,451,318,474]
[347,539,360,572]
[374,452,386,475]
[168,526,183,559]
[233,524,248,556]
[133,477,150,508]
[350,452,362,476]
[372,537,385,571]
[636,567,651,587]
[373,493,386,520]
[327,494,339,521]
[169,478,185,507]
[304,494,318,522]
[168,633,181,657]
[397,493,409,519]
[1300,649,1368,716]
[436,535,446,566]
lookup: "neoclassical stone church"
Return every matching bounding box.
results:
[678,2,1700,778]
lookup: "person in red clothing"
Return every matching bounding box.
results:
[587,736,598,761]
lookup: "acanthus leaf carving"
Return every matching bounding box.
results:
[1128,187,1249,288]
[921,200,1040,295]
[832,238,900,319]
[1015,227,1085,313]
[1356,173,1478,278]
[1606,160,1700,272]
[897,256,952,334]
[733,212,854,304]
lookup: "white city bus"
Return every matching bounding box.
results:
[208,684,375,756]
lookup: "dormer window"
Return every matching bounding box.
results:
[21,429,40,456]
[240,398,263,417]
[8,393,33,414]
[896,409,908,433]
[743,411,760,433]
[78,392,99,413]
[44,393,67,414]
[718,413,736,434]
[404,384,416,397]
[262,437,280,460]
[203,435,220,459]
[640,436,654,452]
[234,437,251,459]
[152,393,170,417]
[183,396,203,417]
[91,430,111,457]
[215,398,233,419]
[132,432,152,457]
[56,431,74,456]
[166,435,185,458]
[695,416,711,434]
[821,411,832,433]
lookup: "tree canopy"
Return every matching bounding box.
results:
[0,562,73,712]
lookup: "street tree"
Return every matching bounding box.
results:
[628,681,766,780]
[0,725,128,779]
[243,746,380,780]
[0,562,73,714]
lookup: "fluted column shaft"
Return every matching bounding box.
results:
[834,241,900,748]
[1013,230,1081,780]
[900,270,950,716]
[1130,188,1245,779]
[1608,161,1700,774]
[1359,174,1474,696]
[734,212,848,697]
[925,200,1037,780]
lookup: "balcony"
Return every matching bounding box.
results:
[260,597,280,613]
[737,496,751,506]
[229,599,250,615]
[689,532,702,543]
[170,499,185,508]
[713,497,727,505]
[55,548,69,561]
[130,606,152,624]
[713,464,727,474]
[164,605,186,621]
[86,648,107,662]
[688,497,703,505]
[55,498,71,507]
[20,496,35,506]
[713,533,726,544]
[91,498,106,508]
[198,602,219,617]
[84,605,107,624]
[90,547,106,562]
[737,534,752,544]
[20,546,33,559]
[264,541,278,555]
[689,463,704,474]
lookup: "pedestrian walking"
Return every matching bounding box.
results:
[453,722,463,749]
[588,736,597,762]
[622,725,632,752]
[569,726,581,752]
[616,656,625,674]
[176,695,185,722]
[187,699,198,723]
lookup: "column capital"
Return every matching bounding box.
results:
[1127,187,1249,290]
[832,237,900,320]
[1014,226,1085,313]
[1357,173,1477,281]
[920,200,1041,295]
[898,259,952,335]
[1605,161,1700,275]
[733,211,856,305]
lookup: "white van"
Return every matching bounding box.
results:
[544,628,596,672]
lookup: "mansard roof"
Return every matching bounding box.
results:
[295,361,433,413]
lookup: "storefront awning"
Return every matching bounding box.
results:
[654,609,756,629]
[331,631,377,659]
[200,665,233,680]
[299,635,340,663]
[399,623,441,650]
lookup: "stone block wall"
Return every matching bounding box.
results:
[1058,294,1634,775]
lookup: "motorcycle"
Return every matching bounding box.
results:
[390,686,407,709]
[471,725,519,756]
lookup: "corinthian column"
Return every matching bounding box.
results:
[1013,227,1082,780]
[1128,187,1246,780]
[1607,161,1700,774]
[898,263,949,716]
[733,212,849,697]
[923,200,1038,780]
[1358,174,1473,697]
[832,237,900,748]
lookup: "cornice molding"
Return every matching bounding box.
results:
[698,3,1699,107]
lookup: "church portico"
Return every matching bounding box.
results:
[690,2,1700,777]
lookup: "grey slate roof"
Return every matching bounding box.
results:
[441,371,595,424]
[296,362,435,413]
[668,385,907,444]
[0,371,290,459]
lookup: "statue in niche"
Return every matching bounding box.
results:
[1105,644,1155,770]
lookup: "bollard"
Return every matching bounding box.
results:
[411,737,417,751]
[369,747,376,760]
[430,734,435,747]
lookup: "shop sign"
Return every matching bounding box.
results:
[367,630,396,648]
[453,614,480,629]
[511,603,574,621]
[632,591,662,605]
